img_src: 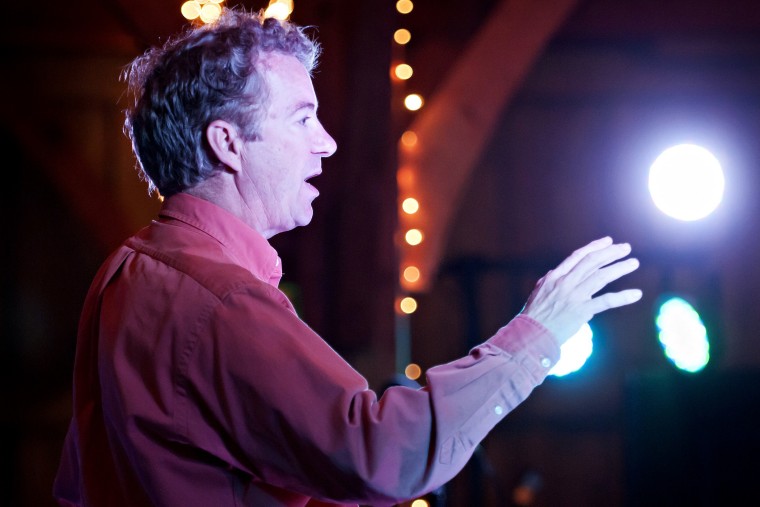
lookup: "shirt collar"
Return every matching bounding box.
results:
[158,193,283,287]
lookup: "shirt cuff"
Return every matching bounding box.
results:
[486,314,561,382]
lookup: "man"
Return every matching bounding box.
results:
[54,9,641,507]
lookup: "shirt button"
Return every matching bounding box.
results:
[540,357,552,369]
[494,405,504,416]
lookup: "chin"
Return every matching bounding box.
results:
[294,209,315,228]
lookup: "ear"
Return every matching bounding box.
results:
[206,120,244,172]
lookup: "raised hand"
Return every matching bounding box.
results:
[521,237,642,346]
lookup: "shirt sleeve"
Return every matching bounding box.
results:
[180,282,560,505]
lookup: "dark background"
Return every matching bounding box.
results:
[2,0,760,505]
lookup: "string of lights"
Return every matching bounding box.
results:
[181,0,225,24]
[181,0,294,24]
[391,0,427,392]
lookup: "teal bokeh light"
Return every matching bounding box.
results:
[656,297,710,372]
[549,323,593,377]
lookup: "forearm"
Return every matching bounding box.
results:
[197,289,559,505]
[312,315,559,503]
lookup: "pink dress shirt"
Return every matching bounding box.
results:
[54,193,560,506]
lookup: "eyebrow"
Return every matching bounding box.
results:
[290,100,317,116]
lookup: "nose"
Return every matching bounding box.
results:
[313,121,337,157]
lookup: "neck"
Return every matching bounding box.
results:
[184,172,278,239]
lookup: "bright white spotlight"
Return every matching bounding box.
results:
[549,323,593,377]
[648,144,724,221]
[656,297,710,373]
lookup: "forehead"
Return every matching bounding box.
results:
[258,52,317,114]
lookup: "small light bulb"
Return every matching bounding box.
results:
[394,63,413,80]
[399,296,418,314]
[405,229,423,246]
[405,363,422,380]
[397,166,415,188]
[394,28,411,45]
[264,1,293,20]
[396,0,414,15]
[403,266,421,283]
[181,1,202,20]
[199,3,222,23]
[402,197,419,214]
[400,130,418,147]
[404,93,423,111]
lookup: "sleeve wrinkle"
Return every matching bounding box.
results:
[183,287,557,504]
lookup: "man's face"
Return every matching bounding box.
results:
[239,52,337,237]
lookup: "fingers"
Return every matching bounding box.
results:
[562,242,633,288]
[523,237,642,344]
[587,288,643,315]
[551,236,613,278]
[579,256,640,297]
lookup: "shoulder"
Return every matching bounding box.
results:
[120,221,283,305]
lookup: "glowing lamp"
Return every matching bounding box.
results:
[400,130,418,147]
[199,3,222,23]
[402,197,419,214]
[264,0,293,20]
[181,1,202,20]
[403,266,420,283]
[404,93,424,111]
[656,296,710,372]
[405,229,423,245]
[648,144,724,221]
[394,29,411,45]
[549,323,593,377]
[405,363,422,380]
[394,63,413,80]
[396,0,414,14]
[399,296,418,314]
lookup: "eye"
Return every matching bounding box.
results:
[298,116,311,126]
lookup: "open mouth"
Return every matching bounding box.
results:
[305,171,321,192]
